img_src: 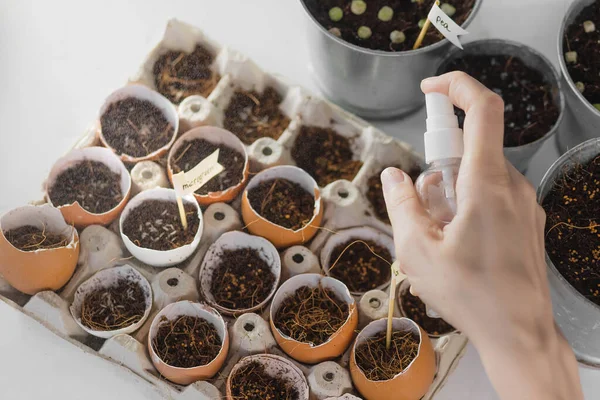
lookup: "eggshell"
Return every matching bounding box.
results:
[269,273,358,364]
[0,204,79,295]
[147,301,229,385]
[119,187,203,267]
[350,318,436,400]
[241,165,323,248]
[226,354,309,400]
[199,231,281,316]
[70,264,152,339]
[97,84,179,163]
[167,126,249,206]
[321,226,395,296]
[45,146,132,228]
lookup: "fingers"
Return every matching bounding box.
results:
[421,72,507,179]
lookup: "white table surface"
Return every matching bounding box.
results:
[0,0,598,399]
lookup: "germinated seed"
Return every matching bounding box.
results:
[584,20,596,33]
[576,81,586,93]
[418,19,427,29]
[358,26,372,39]
[351,0,367,15]
[329,27,342,37]
[441,3,457,17]
[565,51,578,64]
[329,7,343,22]
[390,30,406,44]
[378,6,394,22]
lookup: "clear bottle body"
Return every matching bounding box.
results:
[415,158,461,225]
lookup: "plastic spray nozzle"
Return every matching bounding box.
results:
[424,93,463,164]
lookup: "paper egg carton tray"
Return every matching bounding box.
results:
[0,19,468,400]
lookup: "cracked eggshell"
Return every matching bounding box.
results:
[45,146,132,228]
[270,274,358,364]
[167,126,250,206]
[226,354,310,400]
[350,318,435,400]
[98,84,179,163]
[241,166,324,248]
[0,204,79,295]
[148,301,229,385]
[70,264,152,339]
[119,187,203,267]
[199,231,281,316]
[321,226,395,296]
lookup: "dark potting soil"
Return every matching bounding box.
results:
[210,248,276,311]
[400,289,455,336]
[3,225,69,251]
[329,239,392,293]
[152,315,222,368]
[542,155,600,307]
[223,87,291,145]
[100,98,175,158]
[564,0,600,106]
[274,285,349,346]
[171,139,245,195]
[80,279,146,331]
[153,44,220,104]
[366,166,422,223]
[121,200,200,251]
[441,54,560,147]
[230,361,300,400]
[304,0,476,52]
[292,125,363,187]
[48,160,123,214]
[355,330,420,381]
[247,179,315,230]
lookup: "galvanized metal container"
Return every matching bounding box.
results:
[556,0,600,154]
[298,0,483,119]
[437,39,564,173]
[537,138,600,367]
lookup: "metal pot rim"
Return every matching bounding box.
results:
[557,0,600,118]
[537,137,600,313]
[435,38,566,152]
[297,0,483,58]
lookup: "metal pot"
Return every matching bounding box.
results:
[537,138,600,367]
[298,0,483,119]
[556,0,600,154]
[437,39,564,173]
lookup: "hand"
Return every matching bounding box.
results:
[381,71,582,400]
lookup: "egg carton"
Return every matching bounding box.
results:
[0,19,468,400]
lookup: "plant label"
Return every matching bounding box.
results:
[428,3,469,50]
[172,149,224,196]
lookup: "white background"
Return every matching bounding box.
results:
[0,0,598,399]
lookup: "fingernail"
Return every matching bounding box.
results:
[381,167,405,186]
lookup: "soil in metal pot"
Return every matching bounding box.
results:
[304,0,476,52]
[210,248,276,311]
[100,98,175,158]
[367,166,422,223]
[441,54,560,147]
[49,160,123,214]
[329,239,392,293]
[122,200,200,251]
[247,178,315,230]
[355,329,420,381]
[230,361,300,400]
[563,0,600,106]
[152,315,222,368]
[3,225,69,251]
[292,125,363,187]
[400,289,455,336]
[224,87,291,145]
[542,154,600,307]
[153,44,220,104]
[80,279,146,331]
[171,138,245,196]
[274,285,349,346]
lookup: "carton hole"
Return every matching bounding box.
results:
[262,147,273,156]
[167,278,179,287]
[369,298,381,309]
[142,170,153,180]
[338,190,349,199]
[323,372,335,382]
[190,103,201,113]
[214,211,225,221]
[292,254,304,264]
[243,322,255,332]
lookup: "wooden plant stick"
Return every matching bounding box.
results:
[413,0,440,50]
[386,260,407,350]
[175,195,188,230]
